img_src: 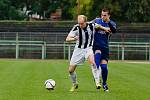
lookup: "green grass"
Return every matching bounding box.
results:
[0,60,149,100]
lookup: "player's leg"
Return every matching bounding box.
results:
[69,48,84,91]
[94,50,102,88]
[68,65,78,91]
[93,46,102,69]
[101,60,108,85]
[92,47,102,89]
[68,65,77,85]
[101,60,109,91]
[88,53,101,89]
[94,50,102,69]
[100,48,109,91]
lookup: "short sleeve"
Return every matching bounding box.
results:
[109,20,117,29]
[68,25,78,37]
[93,23,100,29]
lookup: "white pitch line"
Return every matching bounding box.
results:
[126,61,150,64]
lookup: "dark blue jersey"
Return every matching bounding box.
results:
[93,18,116,48]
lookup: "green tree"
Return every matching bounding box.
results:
[126,0,150,22]
[0,0,149,22]
[31,0,75,19]
[0,0,26,20]
[61,0,76,19]
[88,0,121,21]
[0,0,9,19]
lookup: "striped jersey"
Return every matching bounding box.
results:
[68,22,98,49]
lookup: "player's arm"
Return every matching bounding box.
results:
[90,18,109,31]
[66,25,79,42]
[66,35,78,42]
[104,17,116,33]
[95,24,111,33]
[108,21,116,33]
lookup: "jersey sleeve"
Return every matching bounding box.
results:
[108,20,117,33]
[94,23,100,28]
[68,25,78,37]
[93,23,102,30]
[90,19,96,24]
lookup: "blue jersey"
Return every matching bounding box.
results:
[93,18,116,48]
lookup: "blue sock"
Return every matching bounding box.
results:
[94,53,101,69]
[101,64,108,85]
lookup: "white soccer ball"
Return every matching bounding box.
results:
[44,79,56,90]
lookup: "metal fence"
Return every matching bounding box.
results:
[65,42,150,61]
[0,40,150,61]
[0,32,150,60]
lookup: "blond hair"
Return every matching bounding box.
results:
[78,15,87,22]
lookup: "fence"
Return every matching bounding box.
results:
[65,42,150,61]
[0,40,150,61]
[110,42,150,60]
[0,32,150,60]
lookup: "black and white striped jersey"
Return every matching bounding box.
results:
[68,22,98,49]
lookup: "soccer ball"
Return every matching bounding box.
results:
[44,79,56,90]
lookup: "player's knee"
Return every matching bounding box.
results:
[68,69,73,73]
[68,65,76,73]
[91,64,96,69]
[88,59,95,65]
[95,50,101,54]
[101,60,107,64]
[88,55,95,64]
[68,68,73,73]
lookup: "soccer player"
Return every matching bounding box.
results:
[92,8,117,91]
[66,15,110,92]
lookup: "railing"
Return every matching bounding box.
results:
[65,42,150,61]
[0,40,150,60]
[0,40,46,59]
[110,42,150,60]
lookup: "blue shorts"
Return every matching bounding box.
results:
[93,45,109,61]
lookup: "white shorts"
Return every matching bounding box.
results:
[70,46,93,65]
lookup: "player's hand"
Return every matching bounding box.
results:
[66,35,78,42]
[74,36,79,40]
[104,27,111,33]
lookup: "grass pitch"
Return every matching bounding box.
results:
[0,59,149,100]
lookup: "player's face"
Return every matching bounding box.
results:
[78,18,86,29]
[101,11,110,22]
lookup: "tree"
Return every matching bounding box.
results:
[126,0,150,22]
[88,0,121,21]
[0,0,149,22]
[0,0,26,20]
[31,0,75,19]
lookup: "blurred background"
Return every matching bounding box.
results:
[0,0,149,22]
[0,0,150,60]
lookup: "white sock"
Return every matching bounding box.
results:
[97,67,101,83]
[97,67,102,80]
[70,72,77,85]
[91,64,100,84]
